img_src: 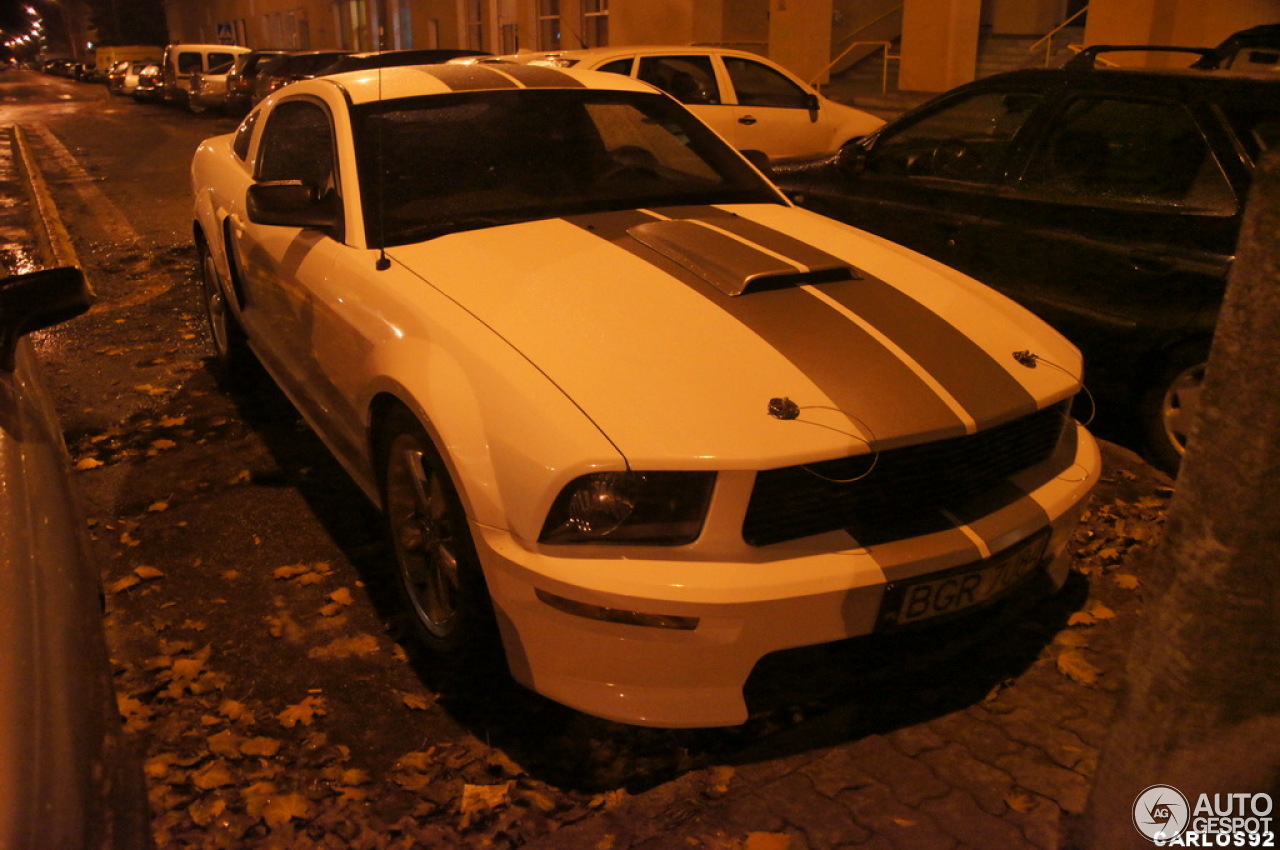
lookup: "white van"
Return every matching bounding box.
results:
[161,43,250,105]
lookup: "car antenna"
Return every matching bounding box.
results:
[375,60,391,271]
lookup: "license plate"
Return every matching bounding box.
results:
[880,532,1050,628]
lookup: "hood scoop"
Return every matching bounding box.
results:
[627,218,857,297]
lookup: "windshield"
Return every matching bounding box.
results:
[353,89,780,247]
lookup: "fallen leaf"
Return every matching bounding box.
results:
[242,781,279,818]
[207,729,243,758]
[402,692,433,711]
[1113,573,1141,590]
[1006,791,1037,813]
[278,696,328,728]
[108,575,141,594]
[134,565,165,581]
[262,793,312,828]
[240,737,282,757]
[158,415,187,427]
[192,761,236,789]
[75,456,104,470]
[1057,650,1102,685]
[1086,601,1117,620]
[272,564,311,580]
[892,817,917,827]
[150,439,177,451]
[188,797,227,827]
[745,834,792,850]
[1054,630,1090,648]
[328,587,355,606]
[460,782,512,826]
[147,501,170,512]
[307,633,380,659]
[219,699,251,722]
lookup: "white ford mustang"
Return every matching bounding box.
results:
[191,64,1101,728]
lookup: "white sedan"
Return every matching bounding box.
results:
[493,45,884,159]
[191,64,1100,727]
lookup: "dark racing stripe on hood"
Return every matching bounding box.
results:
[492,64,588,88]
[564,210,967,445]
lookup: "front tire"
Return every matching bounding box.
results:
[1142,342,1210,474]
[198,237,253,380]
[379,409,493,655]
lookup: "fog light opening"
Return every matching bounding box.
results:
[535,589,699,631]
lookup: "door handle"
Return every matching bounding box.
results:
[738,115,758,125]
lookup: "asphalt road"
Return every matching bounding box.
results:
[3,68,1173,849]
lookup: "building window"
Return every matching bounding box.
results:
[463,0,487,51]
[537,0,559,50]
[582,0,607,48]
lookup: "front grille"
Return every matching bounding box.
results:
[743,402,1070,547]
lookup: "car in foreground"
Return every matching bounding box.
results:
[488,45,884,160]
[0,266,151,848]
[191,64,1099,727]
[773,62,1280,472]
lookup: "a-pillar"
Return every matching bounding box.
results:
[898,0,982,93]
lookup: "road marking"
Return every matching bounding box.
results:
[27,123,183,311]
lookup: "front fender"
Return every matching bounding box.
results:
[360,324,625,544]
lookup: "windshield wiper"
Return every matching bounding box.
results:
[389,215,514,244]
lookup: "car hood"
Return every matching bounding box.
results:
[387,204,1082,469]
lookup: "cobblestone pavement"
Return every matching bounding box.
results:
[4,117,1175,849]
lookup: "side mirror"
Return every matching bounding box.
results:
[0,266,92,372]
[247,180,340,229]
[836,142,868,176]
[803,93,820,112]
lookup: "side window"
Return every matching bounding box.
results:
[1221,105,1280,164]
[1020,97,1236,212]
[178,52,203,74]
[722,57,809,109]
[209,53,236,70]
[232,110,260,162]
[865,90,1042,183]
[637,55,720,105]
[256,100,337,197]
[596,58,632,76]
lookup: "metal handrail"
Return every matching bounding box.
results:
[809,2,904,91]
[810,40,899,93]
[1030,5,1089,65]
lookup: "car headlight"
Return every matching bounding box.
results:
[539,471,715,545]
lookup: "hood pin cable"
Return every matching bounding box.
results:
[1012,350,1096,426]
[767,397,880,483]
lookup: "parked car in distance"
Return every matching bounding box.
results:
[119,59,156,96]
[494,45,884,159]
[192,64,1099,728]
[317,47,489,75]
[252,50,349,103]
[161,42,251,106]
[0,266,151,849]
[188,57,237,113]
[104,59,130,93]
[224,49,292,113]
[131,62,164,102]
[774,62,1280,472]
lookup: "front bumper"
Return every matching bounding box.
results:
[474,423,1100,727]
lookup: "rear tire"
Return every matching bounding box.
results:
[379,408,494,655]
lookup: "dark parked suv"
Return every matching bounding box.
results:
[775,57,1279,471]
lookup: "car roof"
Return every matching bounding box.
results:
[310,63,660,105]
[502,44,776,65]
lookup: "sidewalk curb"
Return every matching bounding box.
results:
[6,123,80,271]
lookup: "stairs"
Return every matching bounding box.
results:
[824,26,1085,121]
